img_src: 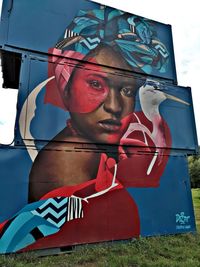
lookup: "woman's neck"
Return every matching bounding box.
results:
[66,119,82,136]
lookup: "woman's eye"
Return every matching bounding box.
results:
[121,87,135,97]
[88,80,103,90]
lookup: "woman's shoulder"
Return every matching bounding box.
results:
[32,128,101,177]
[46,127,94,148]
[29,127,102,201]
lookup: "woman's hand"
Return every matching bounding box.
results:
[118,138,151,161]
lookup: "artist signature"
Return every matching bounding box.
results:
[176,212,190,225]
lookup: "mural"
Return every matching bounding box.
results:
[0,3,197,254]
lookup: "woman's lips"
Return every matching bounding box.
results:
[98,119,122,132]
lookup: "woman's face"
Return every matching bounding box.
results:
[66,47,138,144]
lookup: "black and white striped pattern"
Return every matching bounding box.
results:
[67,197,83,221]
[64,29,78,39]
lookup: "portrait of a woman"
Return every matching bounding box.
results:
[0,7,173,253]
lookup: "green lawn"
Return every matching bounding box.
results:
[192,188,200,231]
[0,189,199,267]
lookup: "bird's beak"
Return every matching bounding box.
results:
[165,93,190,105]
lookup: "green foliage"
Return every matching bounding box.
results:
[188,153,200,188]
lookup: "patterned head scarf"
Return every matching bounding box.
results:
[45,6,169,110]
[56,6,169,73]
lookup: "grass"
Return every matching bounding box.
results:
[0,189,199,267]
[192,188,200,231]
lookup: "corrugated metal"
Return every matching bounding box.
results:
[0,0,198,254]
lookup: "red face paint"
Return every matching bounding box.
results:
[65,63,109,113]
[46,47,137,145]
[45,48,86,110]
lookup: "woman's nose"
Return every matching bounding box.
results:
[103,88,122,116]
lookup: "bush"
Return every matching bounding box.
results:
[188,154,200,188]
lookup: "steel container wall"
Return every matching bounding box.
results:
[0,0,198,255]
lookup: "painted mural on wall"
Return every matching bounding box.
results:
[0,5,197,254]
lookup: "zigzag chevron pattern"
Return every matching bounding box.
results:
[80,37,101,50]
[34,197,68,213]
[0,196,84,253]
[31,197,83,228]
[32,197,68,228]
[155,44,169,58]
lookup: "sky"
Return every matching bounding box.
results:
[0,0,199,145]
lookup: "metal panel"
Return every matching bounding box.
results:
[0,0,177,82]
[0,0,198,255]
[13,56,197,152]
[0,147,196,253]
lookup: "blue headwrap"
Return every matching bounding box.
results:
[55,6,169,74]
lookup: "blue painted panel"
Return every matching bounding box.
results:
[0,0,177,82]
[13,56,198,152]
[0,0,197,255]
[0,146,196,253]
[0,146,31,221]
[128,155,196,236]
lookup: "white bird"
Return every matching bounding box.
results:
[139,79,189,147]
[123,79,189,175]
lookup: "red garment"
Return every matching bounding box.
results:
[21,153,139,251]
[22,113,171,252]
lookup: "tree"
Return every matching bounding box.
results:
[188,151,200,188]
